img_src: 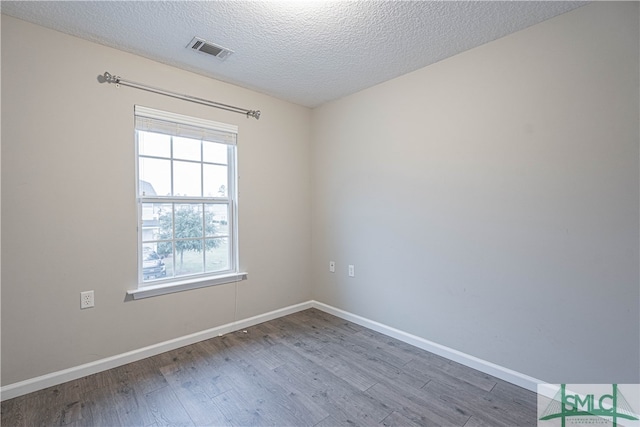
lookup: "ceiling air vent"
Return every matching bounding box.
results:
[187,37,233,60]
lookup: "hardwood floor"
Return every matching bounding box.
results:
[1,308,537,426]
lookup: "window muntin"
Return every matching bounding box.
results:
[135,106,238,286]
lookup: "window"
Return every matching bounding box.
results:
[131,106,245,299]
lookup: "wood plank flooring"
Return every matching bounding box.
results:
[1,308,537,426]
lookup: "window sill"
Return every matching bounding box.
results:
[127,272,248,300]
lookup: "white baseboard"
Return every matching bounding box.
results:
[0,301,313,401]
[1,298,541,401]
[310,301,543,392]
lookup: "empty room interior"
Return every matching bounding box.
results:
[1,1,639,426]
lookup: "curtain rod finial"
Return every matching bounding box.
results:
[102,71,120,84]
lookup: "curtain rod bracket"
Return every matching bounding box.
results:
[99,71,260,120]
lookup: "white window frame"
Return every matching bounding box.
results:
[128,106,246,300]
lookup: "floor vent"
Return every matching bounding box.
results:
[187,37,233,60]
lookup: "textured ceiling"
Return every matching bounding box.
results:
[1,1,588,108]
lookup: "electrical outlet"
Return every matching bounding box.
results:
[348,265,355,277]
[329,261,335,273]
[81,291,94,309]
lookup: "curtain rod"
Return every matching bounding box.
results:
[99,71,260,120]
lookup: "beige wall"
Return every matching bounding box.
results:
[1,15,311,386]
[311,2,639,383]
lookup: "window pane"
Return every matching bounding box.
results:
[205,204,229,237]
[175,240,204,277]
[203,141,228,164]
[139,158,171,196]
[206,238,229,273]
[138,131,170,158]
[203,164,228,197]
[174,161,202,197]
[142,203,172,241]
[174,204,202,238]
[173,137,201,161]
[142,245,168,282]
